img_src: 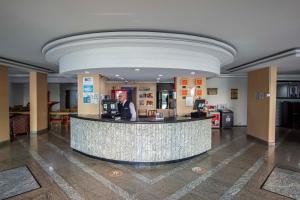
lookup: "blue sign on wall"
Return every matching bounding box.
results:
[83,85,94,93]
[83,95,91,104]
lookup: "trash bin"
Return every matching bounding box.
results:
[219,109,234,128]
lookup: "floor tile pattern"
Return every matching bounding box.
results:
[0,127,299,199]
[0,166,40,200]
[263,167,300,200]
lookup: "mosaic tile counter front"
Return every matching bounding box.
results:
[71,117,211,163]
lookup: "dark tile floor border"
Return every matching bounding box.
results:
[260,165,297,200]
[0,165,41,200]
[30,128,49,136]
[246,134,270,146]
[73,148,208,166]
[0,140,10,148]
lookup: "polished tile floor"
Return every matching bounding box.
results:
[0,127,299,200]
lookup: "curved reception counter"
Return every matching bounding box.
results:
[70,115,212,164]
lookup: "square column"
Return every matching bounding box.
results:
[247,66,277,145]
[30,72,48,134]
[0,66,9,142]
[77,74,106,115]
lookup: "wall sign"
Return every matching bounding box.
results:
[91,93,99,104]
[195,79,203,86]
[185,96,193,107]
[83,77,93,85]
[181,79,188,86]
[83,77,95,104]
[83,93,91,104]
[83,85,94,93]
[256,92,265,100]
[181,89,188,97]
[196,89,203,97]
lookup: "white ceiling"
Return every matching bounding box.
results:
[1,0,300,77]
[227,49,300,74]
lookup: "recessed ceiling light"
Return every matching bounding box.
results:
[120,77,124,80]
[84,71,90,74]
[115,74,120,77]
[125,80,128,83]
[190,71,195,75]
[135,68,140,71]
[157,77,160,80]
[158,74,163,77]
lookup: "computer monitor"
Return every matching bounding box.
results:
[103,103,108,111]
[193,99,205,111]
[110,103,116,111]
[102,100,117,113]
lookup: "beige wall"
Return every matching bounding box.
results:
[79,77,209,117]
[106,82,157,112]
[78,74,107,115]
[30,72,48,133]
[247,66,277,145]
[175,77,207,116]
[0,66,9,142]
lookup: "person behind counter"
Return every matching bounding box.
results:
[118,92,137,120]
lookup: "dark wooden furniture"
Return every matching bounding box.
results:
[10,114,30,141]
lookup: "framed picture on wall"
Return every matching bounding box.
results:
[207,88,218,95]
[288,85,299,98]
[231,88,238,100]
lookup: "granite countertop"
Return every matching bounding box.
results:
[70,114,212,124]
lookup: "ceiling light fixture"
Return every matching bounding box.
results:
[84,71,90,74]
[115,74,120,77]
[190,71,195,75]
[135,68,140,71]
[158,74,163,77]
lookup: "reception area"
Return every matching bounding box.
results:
[1,1,300,200]
[71,115,211,163]
[43,31,233,164]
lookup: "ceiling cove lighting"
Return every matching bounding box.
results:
[42,31,236,76]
